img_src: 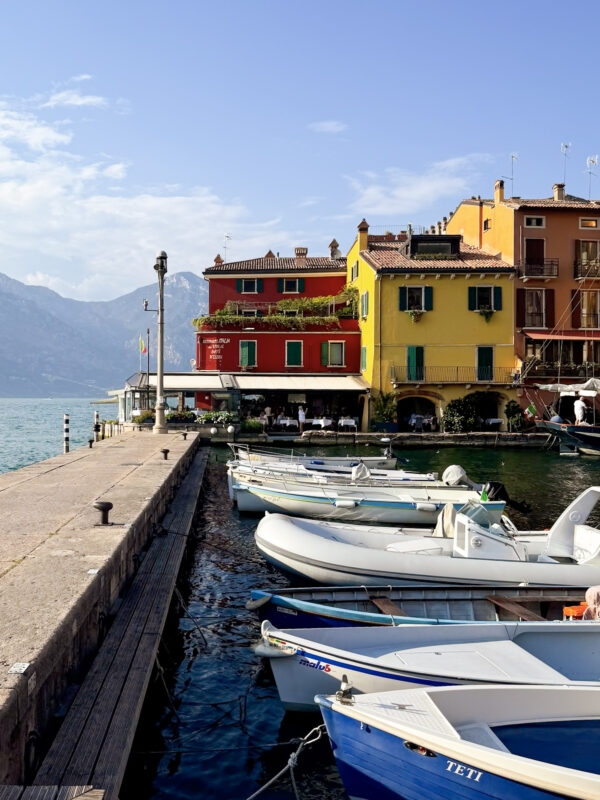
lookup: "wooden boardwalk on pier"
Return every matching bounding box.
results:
[26,449,208,800]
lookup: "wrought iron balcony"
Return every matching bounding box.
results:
[517,259,559,279]
[390,365,516,384]
[574,260,600,279]
[524,312,545,328]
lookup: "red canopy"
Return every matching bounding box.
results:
[524,329,600,340]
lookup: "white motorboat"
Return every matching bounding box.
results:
[230,443,397,470]
[255,619,600,711]
[254,487,600,586]
[232,464,504,523]
[317,685,600,800]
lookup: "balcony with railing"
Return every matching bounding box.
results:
[574,260,600,279]
[517,259,559,279]
[524,312,545,328]
[390,365,516,385]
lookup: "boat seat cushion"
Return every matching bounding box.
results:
[432,503,457,538]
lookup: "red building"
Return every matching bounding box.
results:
[194,242,368,424]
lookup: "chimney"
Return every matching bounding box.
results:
[294,246,308,266]
[430,225,436,235]
[494,179,504,204]
[436,221,442,235]
[553,183,565,201]
[357,218,369,250]
[442,216,448,232]
[214,254,223,266]
[329,238,341,258]
[264,249,276,258]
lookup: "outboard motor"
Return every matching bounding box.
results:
[442,465,483,491]
[483,481,531,514]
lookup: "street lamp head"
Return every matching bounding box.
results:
[143,298,148,311]
[154,250,168,275]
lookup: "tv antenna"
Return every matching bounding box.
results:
[586,155,598,200]
[223,232,232,262]
[501,153,518,198]
[561,142,572,186]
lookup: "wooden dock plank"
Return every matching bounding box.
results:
[33,451,207,795]
[0,788,25,800]
[486,595,546,621]
[20,787,59,800]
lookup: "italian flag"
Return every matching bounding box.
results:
[524,403,536,418]
[139,336,147,354]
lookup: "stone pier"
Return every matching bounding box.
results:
[0,431,200,783]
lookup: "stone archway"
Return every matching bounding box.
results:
[396,395,438,431]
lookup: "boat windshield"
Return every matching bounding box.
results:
[458,501,494,529]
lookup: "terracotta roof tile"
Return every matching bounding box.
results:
[361,241,513,272]
[461,194,600,211]
[204,256,346,275]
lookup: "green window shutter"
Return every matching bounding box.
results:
[361,346,366,371]
[365,291,369,315]
[321,341,329,366]
[398,286,407,311]
[424,286,433,311]
[360,293,364,317]
[407,346,424,381]
[236,279,242,293]
[240,341,256,366]
[477,346,493,381]
[298,278,305,292]
[286,341,302,366]
[468,286,477,310]
[277,278,283,292]
[493,286,502,311]
[240,341,248,366]
[248,340,256,366]
[257,279,263,293]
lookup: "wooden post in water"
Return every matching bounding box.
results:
[63,413,70,453]
[94,410,100,442]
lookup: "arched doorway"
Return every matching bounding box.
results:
[397,396,437,431]
[463,391,501,429]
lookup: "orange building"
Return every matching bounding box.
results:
[447,180,600,386]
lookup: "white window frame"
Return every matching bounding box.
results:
[360,290,369,318]
[285,339,303,367]
[241,309,258,317]
[327,340,346,367]
[239,339,257,367]
[524,288,546,329]
[581,290,600,329]
[283,278,300,294]
[524,215,546,229]
[580,217,600,230]
[241,278,258,294]
[474,285,497,311]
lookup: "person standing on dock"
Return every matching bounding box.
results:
[298,405,306,433]
[264,405,272,428]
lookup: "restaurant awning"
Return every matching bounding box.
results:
[524,329,600,340]
[233,374,369,392]
[124,372,370,393]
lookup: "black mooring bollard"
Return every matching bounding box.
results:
[93,501,113,525]
[161,448,170,460]
[88,439,94,448]
[181,432,188,440]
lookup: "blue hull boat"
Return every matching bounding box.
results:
[248,584,586,628]
[317,685,600,799]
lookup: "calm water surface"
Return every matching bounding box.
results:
[0,397,117,473]
[120,445,600,800]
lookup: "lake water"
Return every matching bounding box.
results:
[119,447,600,800]
[0,397,117,473]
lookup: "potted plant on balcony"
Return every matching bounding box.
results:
[372,391,398,432]
[407,309,423,323]
[478,305,495,323]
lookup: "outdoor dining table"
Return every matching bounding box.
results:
[312,417,333,428]
[278,418,299,427]
[338,417,357,430]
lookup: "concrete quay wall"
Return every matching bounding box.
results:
[0,431,200,783]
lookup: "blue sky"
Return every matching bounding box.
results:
[0,0,598,299]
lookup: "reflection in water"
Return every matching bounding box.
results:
[121,446,600,799]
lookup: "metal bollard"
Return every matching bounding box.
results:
[93,501,113,525]
[181,432,187,440]
[63,413,70,454]
[88,439,94,448]
[161,448,170,460]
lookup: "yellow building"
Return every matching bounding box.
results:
[347,219,520,430]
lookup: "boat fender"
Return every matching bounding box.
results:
[310,459,324,465]
[334,499,357,508]
[254,641,296,658]
[246,594,272,610]
[416,502,438,513]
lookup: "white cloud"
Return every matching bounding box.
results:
[307,120,347,134]
[0,96,297,300]
[346,154,493,216]
[69,74,93,83]
[298,196,321,208]
[42,89,108,109]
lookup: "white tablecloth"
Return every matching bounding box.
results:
[278,418,299,427]
[312,418,333,428]
[338,418,357,428]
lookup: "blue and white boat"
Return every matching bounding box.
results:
[317,684,600,799]
[255,619,600,711]
[247,584,586,629]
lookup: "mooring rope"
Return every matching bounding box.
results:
[244,724,326,800]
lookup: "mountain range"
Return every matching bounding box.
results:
[0,271,208,397]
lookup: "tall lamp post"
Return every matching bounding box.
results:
[153,250,168,434]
